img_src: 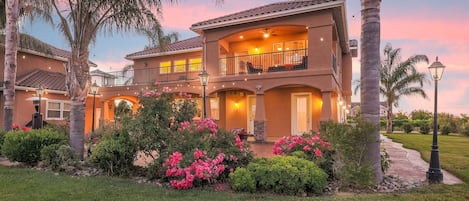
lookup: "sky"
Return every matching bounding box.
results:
[20,0,469,116]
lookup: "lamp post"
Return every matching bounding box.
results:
[32,86,44,129]
[90,81,99,133]
[427,56,445,183]
[198,70,209,119]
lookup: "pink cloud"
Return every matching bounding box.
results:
[94,60,132,72]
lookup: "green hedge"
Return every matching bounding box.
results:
[1,130,66,165]
[230,156,328,195]
[0,130,7,154]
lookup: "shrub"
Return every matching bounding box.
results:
[2,130,66,165]
[272,133,333,176]
[440,124,451,135]
[0,130,6,154]
[419,122,431,134]
[402,123,414,133]
[461,126,469,137]
[238,156,327,195]
[152,119,253,189]
[41,144,77,171]
[229,167,256,192]
[89,129,136,176]
[320,121,378,188]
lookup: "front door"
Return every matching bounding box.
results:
[247,95,256,134]
[291,93,312,136]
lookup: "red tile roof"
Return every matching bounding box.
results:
[16,69,67,91]
[126,36,202,59]
[191,0,341,30]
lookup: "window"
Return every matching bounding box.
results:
[210,97,219,120]
[189,58,202,72]
[174,60,186,72]
[46,100,71,120]
[160,61,171,74]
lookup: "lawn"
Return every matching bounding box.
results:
[1,134,469,201]
[386,133,469,182]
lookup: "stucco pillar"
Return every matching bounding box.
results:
[204,37,219,76]
[254,93,266,141]
[320,91,333,122]
[307,22,333,69]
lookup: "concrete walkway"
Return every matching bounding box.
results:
[381,135,463,184]
[250,135,463,185]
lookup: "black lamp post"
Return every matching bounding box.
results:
[198,70,209,119]
[427,56,445,183]
[90,81,99,133]
[32,86,44,129]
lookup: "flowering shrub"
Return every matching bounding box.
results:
[152,118,253,189]
[128,83,252,189]
[272,133,333,176]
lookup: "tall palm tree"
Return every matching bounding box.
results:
[3,0,20,131]
[2,0,52,131]
[360,0,383,183]
[381,44,428,133]
[39,0,171,158]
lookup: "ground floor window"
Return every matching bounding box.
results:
[46,100,71,120]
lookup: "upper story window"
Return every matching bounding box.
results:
[46,100,71,120]
[160,61,171,74]
[189,58,202,72]
[174,60,186,73]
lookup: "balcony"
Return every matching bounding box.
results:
[220,49,308,76]
[95,49,310,87]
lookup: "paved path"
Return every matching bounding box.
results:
[381,135,463,184]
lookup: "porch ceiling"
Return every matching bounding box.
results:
[222,25,307,43]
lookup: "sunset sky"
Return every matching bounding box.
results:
[21,0,469,115]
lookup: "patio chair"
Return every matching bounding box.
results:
[247,62,263,74]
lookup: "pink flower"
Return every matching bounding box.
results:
[193,149,205,159]
[273,146,283,155]
[22,127,31,132]
[313,148,323,157]
[154,81,160,86]
[303,145,311,151]
[162,87,170,92]
[12,124,19,129]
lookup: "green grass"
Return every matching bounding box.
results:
[1,134,469,200]
[386,134,469,182]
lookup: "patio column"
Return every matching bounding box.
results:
[307,13,333,70]
[254,93,266,141]
[204,37,219,76]
[320,91,333,122]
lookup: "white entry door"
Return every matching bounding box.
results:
[291,93,312,136]
[247,95,256,134]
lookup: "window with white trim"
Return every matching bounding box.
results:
[46,100,71,120]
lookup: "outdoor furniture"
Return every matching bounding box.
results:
[247,62,263,74]
[267,66,287,72]
[292,56,308,70]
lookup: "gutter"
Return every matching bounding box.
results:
[125,47,203,60]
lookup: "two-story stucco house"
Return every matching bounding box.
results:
[99,0,356,141]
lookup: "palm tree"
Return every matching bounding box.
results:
[39,0,171,158]
[137,21,179,50]
[360,0,383,183]
[3,0,20,131]
[380,44,428,133]
[2,0,51,131]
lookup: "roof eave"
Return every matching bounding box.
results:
[125,47,203,60]
[190,0,344,32]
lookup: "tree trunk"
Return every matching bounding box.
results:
[386,104,393,133]
[3,0,19,131]
[67,50,91,159]
[360,0,383,183]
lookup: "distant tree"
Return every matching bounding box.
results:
[355,44,429,134]
[137,21,179,50]
[114,100,132,120]
[394,112,408,120]
[410,110,432,120]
